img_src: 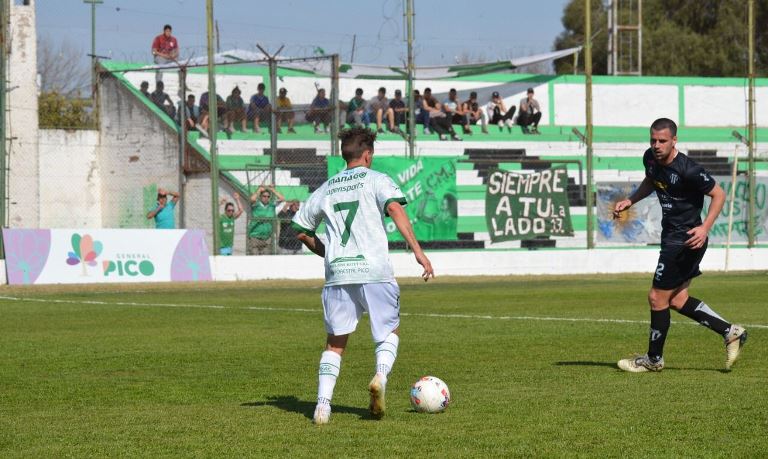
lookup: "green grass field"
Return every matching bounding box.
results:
[1,273,766,457]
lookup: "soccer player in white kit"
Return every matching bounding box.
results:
[292,127,434,425]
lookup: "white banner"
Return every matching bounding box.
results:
[2,229,212,285]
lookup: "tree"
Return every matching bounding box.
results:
[38,92,93,129]
[37,35,90,97]
[554,0,768,76]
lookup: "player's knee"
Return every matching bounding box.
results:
[647,290,669,311]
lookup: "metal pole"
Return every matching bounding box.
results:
[747,0,756,247]
[350,34,356,62]
[0,0,8,237]
[330,54,340,157]
[178,67,187,229]
[405,0,415,159]
[268,58,278,186]
[585,0,595,249]
[206,0,220,253]
[637,0,643,76]
[83,0,102,114]
[725,149,738,271]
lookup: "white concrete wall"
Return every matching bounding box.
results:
[211,248,768,281]
[98,75,182,228]
[685,86,768,127]
[554,84,679,126]
[6,1,39,228]
[38,130,101,227]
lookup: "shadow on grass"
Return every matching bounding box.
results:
[241,395,371,420]
[555,361,724,372]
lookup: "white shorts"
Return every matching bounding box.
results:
[321,281,400,343]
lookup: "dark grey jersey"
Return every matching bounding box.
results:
[643,148,716,245]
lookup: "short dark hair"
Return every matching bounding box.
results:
[424,87,432,93]
[449,88,457,94]
[157,193,166,199]
[225,202,234,211]
[156,80,164,88]
[378,87,386,93]
[651,118,677,136]
[339,127,377,163]
[140,81,149,88]
[257,83,265,90]
[469,91,477,98]
[164,24,172,31]
[527,87,534,94]
[355,88,363,95]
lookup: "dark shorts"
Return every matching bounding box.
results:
[652,239,708,290]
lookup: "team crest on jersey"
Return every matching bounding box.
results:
[699,172,710,182]
[669,173,679,184]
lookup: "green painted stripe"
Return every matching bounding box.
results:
[375,349,397,358]
[383,197,408,216]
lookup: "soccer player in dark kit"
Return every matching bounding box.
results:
[613,118,747,372]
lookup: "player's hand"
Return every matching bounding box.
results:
[685,226,708,249]
[415,252,434,282]
[613,199,632,219]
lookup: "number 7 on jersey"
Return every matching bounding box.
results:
[333,200,359,247]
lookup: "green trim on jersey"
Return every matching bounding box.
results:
[291,222,315,237]
[383,197,408,216]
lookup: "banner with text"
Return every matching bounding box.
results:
[485,168,573,242]
[329,157,458,241]
[705,175,768,244]
[2,229,212,285]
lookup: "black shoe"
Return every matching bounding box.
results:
[451,134,462,141]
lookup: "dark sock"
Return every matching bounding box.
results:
[648,308,670,362]
[676,296,731,336]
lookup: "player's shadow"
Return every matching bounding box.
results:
[241,395,370,420]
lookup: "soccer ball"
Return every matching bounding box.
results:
[410,376,451,413]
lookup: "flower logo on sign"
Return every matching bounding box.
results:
[66,233,104,276]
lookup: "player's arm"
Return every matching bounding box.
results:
[613,176,655,218]
[165,189,181,204]
[387,201,434,282]
[146,202,164,219]
[296,231,325,257]
[686,183,725,249]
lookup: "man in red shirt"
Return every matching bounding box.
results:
[151,24,179,82]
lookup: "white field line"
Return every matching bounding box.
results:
[1,295,767,329]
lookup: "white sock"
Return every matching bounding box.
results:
[374,333,399,384]
[317,350,341,404]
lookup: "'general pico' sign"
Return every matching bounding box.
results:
[2,228,212,285]
[485,168,574,242]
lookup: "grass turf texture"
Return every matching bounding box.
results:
[1,273,766,457]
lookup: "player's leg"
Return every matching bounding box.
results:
[362,281,401,419]
[314,285,362,424]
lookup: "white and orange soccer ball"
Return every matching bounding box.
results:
[410,376,451,413]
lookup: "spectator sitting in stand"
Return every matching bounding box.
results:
[199,91,225,136]
[518,87,542,134]
[486,91,516,133]
[139,81,151,99]
[150,81,176,119]
[247,83,271,134]
[462,91,488,134]
[151,24,179,82]
[443,88,470,135]
[346,88,369,127]
[368,87,396,134]
[224,86,247,134]
[306,88,331,134]
[412,89,430,134]
[277,200,303,254]
[178,94,200,131]
[422,87,461,141]
[389,89,407,132]
[275,88,296,134]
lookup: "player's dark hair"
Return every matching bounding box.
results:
[225,202,234,211]
[164,24,172,31]
[339,127,377,163]
[651,118,677,136]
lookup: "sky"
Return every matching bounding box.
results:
[35,0,572,68]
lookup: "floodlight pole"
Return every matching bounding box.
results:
[206,0,220,253]
[747,0,756,247]
[585,0,595,249]
[405,0,416,159]
[83,0,103,114]
[0,0,8,240]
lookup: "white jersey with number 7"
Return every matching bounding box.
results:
[292,166,407,286]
